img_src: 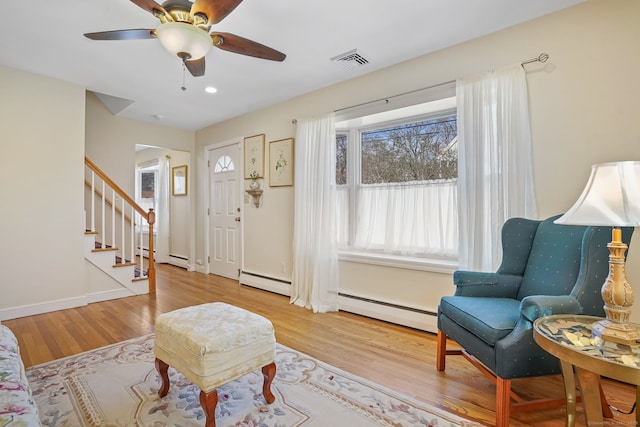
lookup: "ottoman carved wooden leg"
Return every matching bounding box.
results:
[199,389,218,427]
[155,357,170,398]
[153,302,277,427]
[262,361,277,403]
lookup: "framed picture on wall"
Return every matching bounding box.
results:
[244,134,265,178]
[172,165,188,196]
[269,138,294,187]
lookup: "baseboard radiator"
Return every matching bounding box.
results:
[338,293,438,333]
[239,271,437,333]
[239,271,292,296]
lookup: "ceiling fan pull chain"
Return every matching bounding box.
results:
[181,62,187,91]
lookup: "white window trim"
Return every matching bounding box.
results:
[338,250,458,274]
[336,99,458,271]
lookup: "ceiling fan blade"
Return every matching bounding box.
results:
[130,0,171,20]
[211,32,286,62]
[185,57,206,77]
[84,29,156,41]
[191,0,243,25]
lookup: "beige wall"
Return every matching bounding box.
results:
[85,93,195,195]
[135,147,192,266]
[1,0,638,324]
[195,0,640,321]
[0,66,87,318]
[0,80,197,319]
[85,93,197,270]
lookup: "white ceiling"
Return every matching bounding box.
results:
[0,0,583,131]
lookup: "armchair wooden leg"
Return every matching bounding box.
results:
[436,329,447,371]
[496,377,511,427]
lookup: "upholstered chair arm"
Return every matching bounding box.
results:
[453,271,522,298]
[519,295,583,324]
[494,295,584,378]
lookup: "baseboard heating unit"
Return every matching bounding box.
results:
[239,270,437,333]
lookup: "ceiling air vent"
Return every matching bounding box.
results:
[331,49,370,70]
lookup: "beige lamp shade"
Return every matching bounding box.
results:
[554,161,640,227]
[156,22,212,60]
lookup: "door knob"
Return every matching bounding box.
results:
[235,217,241,222]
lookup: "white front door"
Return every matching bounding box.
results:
[208,142,241,279]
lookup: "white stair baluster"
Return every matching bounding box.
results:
[101,180,106,248]
[130,206,135,269]
[91,171,95,232]
[111,189,116,255]
[139,213,144,277]
[121,197,125,265]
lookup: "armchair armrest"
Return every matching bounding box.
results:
[508,295,583,337]
[519,295,583,323]
[453,271,522,298]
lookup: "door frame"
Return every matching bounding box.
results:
[203,137,243,276]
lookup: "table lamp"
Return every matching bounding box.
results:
[555,161,640,344]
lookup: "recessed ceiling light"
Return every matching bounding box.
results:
[205,86,218,94]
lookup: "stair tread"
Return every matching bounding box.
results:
[113,262,137,268]
[92,247,118,252]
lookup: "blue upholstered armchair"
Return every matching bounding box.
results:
[436,215,633,427]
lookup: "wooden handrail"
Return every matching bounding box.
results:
[85,157,149,221]
[85,156,156,293]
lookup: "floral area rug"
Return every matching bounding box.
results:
[26,334,481,426]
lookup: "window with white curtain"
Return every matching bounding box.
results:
[336,96,459,269]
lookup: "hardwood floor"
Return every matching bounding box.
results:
[3,263,636,426]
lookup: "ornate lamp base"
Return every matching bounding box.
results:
[593,228,640,345]
[593,319,640,345]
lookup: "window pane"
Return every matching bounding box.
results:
[353,181,458,257]
[140,172,155,198]
[336,133,348,185]
[361,116,457,184]
[336,186,350,247]
[214,155,235,173]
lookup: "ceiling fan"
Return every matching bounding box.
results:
[84,0,286,77]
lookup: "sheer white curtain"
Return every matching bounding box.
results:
[291,113,339,313]
[457,63,537,271]
[352,181,458,257]
[156,156,170,263]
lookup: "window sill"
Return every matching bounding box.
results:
[337,250,458,274]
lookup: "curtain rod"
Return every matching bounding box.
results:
[333,79,455,115]
[521,52,549,66]
[292,52,550,124]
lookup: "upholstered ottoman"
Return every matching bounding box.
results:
[154,302,277,427]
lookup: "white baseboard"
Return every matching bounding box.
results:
[0,296,88,322]
[338,294,438,333]
[239,272,291,296]
[168,256,189,270]
[86,289,136,304]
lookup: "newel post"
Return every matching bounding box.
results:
[147,208,156,293]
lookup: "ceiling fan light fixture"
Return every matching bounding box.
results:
[156,22,211,60]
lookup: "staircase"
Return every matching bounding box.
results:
[84,157,156,297]
[84,232,149,295]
